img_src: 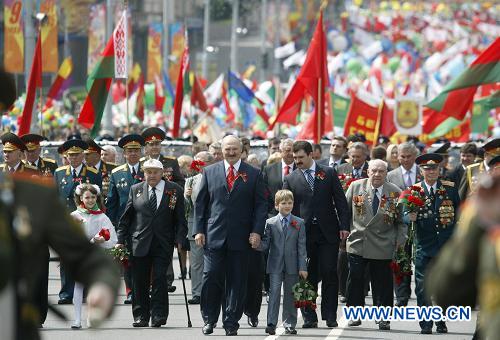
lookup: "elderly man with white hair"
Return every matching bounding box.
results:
[101,145,117,164]
[345,159,407,331]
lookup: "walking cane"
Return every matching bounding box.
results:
[177,246,192,327]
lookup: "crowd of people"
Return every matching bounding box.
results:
[2,85,500,337]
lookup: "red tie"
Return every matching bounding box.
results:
[227,165,236,191]
[284,165,290,176]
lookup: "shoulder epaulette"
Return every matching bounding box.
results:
[42,157,56,163]
[86,166,98,174]
[106,162,118,167]
[112,164,128,173]
[467,163,481,170]
[441,180,455,187]
[24,164,38,170]
[0,164,6,169]
[164,156,176,160]
[55,165,69,172]
[139,156,148,162]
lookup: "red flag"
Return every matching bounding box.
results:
[343,92,380,146]
[154,75,166,112]
[378,100,396,137]
[221,83,235,123]
[191,75,208,112]
[172,46,189,138]
[270,11,329,142]
[19,35,42,136]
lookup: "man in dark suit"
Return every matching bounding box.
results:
[194,135,267,336]
[317,136,348,171]
[283,141,350,328]
[448,142,477,188]
[116,159,187,328]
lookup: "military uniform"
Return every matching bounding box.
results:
[0,162,38,174]
[459,138,500,200]
[411,153,460,334]
[83,138,117,198]
[0,133,39,175]
[141,127,185,187]
[20,134,58,177]
[0,173,120,340]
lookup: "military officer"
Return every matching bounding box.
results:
[407,153,460,335]
[106,134,145,304]
[140,127,185,187]
[83,137,117,198]
[53,138,101,304]
[20,134,57,176]
[428,141,451,180]
[459,138,500,200]
[427,173,500,340]
[1,133,38,174]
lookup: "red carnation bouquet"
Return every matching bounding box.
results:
[338,173,358,192]
[190,160,206,173]
[391,246,412,285]
[398,185,426,213]
[106,247,130,267]
[292,279,317,310]
[98,228,111,241]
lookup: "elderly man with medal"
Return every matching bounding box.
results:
[407,153,460,335]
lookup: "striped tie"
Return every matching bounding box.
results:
[149,187,157,211]
[305,169,315,191]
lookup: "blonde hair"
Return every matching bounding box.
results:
[267,152,282,165]
[275,189,294,205]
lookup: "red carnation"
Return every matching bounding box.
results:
[98,228,111,241]
[190,160,206,173]
[408,196,424,207]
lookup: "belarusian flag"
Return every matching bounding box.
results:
[423,37,500,134]
[78,10,128,137]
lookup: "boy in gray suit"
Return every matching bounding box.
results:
[258,190,308,335]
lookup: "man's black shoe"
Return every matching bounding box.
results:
[58,298,72,305]
[420,327,432,334]
[247,316,258,327]
[124,293,132,304]
[302,321,318,328]
[188,296,201,304]
[379,321,390,330]
[436,322,448,333]
[151,318,166,327]
[327,320,338,328]
[348,320,361,327]
[225,328,237,336]
[202,323,214,335]
[167,285,177,293]
[395,299,408,307]
[284,327,297,334]
[132,319,148,327]
[265,325,276,335]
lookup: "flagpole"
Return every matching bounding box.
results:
[317,77,322,144]
[37,18,44,137]
[124,0,130,133]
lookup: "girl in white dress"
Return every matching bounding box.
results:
[69,184,117,329]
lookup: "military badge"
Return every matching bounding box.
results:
[166,189,177,209]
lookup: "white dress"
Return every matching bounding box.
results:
[70,210,118,249]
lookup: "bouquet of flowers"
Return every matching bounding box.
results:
[106,247,130,267]
[190,160,206,174]
[391,246,412,285]
[338,173,358,192]
[98,228,111,241]
[398,185,426,259]
[292,279,317,310]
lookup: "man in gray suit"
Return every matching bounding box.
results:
[337,142,369,179]
[258,189,307,335]
[184,151,214,305]
[345,159,407,330]
[386,142,420,306]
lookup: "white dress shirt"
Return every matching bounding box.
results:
[128,163,139,175]
[149,179,165,209]
[281,160,293,180]
[224,159,241,177]
[328,156,342,169]
[423,181,437,193]
[301,162,317,177]
[71,164,83,176]
[401,163,417,185]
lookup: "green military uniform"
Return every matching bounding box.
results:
[411,153,460,334]
[0,133,39,175]
[0,162,38,174]
[20,134,58,177]
[141,127,185,187]
[0,173,120,340]
[83,137,117,198]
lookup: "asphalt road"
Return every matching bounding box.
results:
[41,254,476,340]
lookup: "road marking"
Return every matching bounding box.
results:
[325,313,348,339]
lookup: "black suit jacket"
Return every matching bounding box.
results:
[262,162,295,215]
[317,157,347,169]
[448,165,465,187]
[283,162,350,244]
[117,180,187,257]
[194,161,267,251]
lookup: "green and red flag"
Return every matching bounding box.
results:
[423,37,500,134]
[78,10,128,137]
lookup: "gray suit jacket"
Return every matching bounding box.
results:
[185,174,202,240]
[345,178,407,260]
[387,166,422,191]
[258,214,307,275]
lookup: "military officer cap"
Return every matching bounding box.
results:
[416,153,443,169]
[1,132,27,151]
[142,127,166,143]
[142,159,164,170]
[62,139,88,154]
[428,141,451,156]
[483,138,500,156]
[67,133,82,141]
[83,137,103,154]
[488,155,500,169]
[20,133,47,151]
[118,134,145,149]
[0,68,16,111]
